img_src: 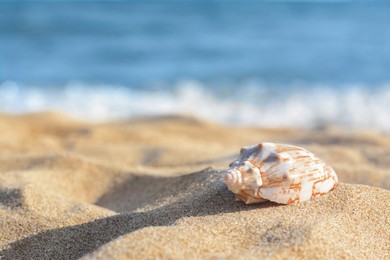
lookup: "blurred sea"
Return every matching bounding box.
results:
[1,0,390,130]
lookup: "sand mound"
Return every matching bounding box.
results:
[0,113,389,259]
[1,170,389,259]
[85,183,389,260]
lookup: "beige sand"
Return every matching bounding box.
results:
[0,112,389,259]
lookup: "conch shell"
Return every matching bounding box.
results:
[224,143,338,204]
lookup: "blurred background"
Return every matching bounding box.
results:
[1,0,390,130]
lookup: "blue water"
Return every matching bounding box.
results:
[1,0,390,130]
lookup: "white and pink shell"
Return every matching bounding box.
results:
[224,143,338,204]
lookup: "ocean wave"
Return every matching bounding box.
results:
[1,80,390,131]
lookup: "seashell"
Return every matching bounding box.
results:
[224,143,338,204]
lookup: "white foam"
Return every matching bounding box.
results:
[1,80,390,132]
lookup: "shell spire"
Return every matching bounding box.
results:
[224,143,338,204]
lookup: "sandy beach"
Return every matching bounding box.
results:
[0,112,389,259]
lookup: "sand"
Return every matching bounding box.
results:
[0,112,389,259]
